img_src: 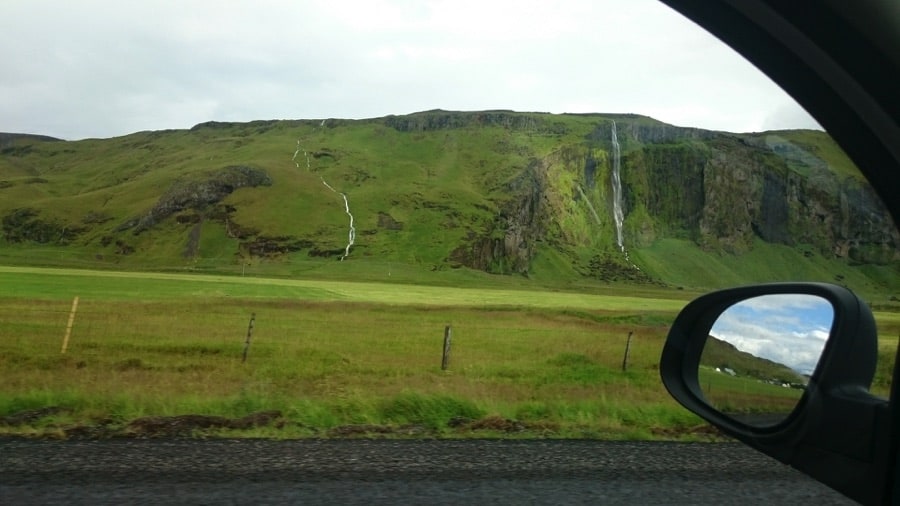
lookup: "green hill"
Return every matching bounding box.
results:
[1,111,897,296]
[702,335,806,385]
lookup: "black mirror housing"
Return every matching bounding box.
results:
[661,282,891,505]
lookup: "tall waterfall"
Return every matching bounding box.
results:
[610,120,625,253]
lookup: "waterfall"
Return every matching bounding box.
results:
[610,120,625,253]
[576,184,602,225]
[292,120,356,261]
[320,179,356,261]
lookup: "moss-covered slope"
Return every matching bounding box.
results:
[1,111,897,293]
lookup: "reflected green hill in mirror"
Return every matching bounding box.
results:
[702,335,807,386]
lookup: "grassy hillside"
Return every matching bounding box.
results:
[1,112,897,299]
[702,335,806,384]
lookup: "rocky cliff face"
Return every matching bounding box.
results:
[617,125,898,264]
[447,116,897,277]
[449,158,549,274]
[383,109,568,136]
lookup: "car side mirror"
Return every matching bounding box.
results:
[698,293,833,428]
[660,283,891,505]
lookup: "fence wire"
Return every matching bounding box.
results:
[0,299,664,374]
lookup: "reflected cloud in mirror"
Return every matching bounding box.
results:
[699,294,834,427]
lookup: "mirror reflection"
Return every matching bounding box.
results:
[699,294,834,427]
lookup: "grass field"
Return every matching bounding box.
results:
[1,266,896,440]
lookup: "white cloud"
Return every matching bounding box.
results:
[710,294,834,375]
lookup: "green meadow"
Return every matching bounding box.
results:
[0,266,695,439]
[2,266,896,440]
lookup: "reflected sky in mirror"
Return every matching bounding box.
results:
[709,294,833,375]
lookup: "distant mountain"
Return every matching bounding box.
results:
[1,111,897,293]
[0,132,63,147]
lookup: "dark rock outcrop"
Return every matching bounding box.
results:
[384,110,568,135]
[449,158,548,275]
[1,208,83,244]
[377,212,404,230]
[622,131,898,262]
[120,165,272,234]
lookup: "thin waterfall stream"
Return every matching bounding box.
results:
[609,120,638,268]
[610,120,625,253]
[292,120,356,261]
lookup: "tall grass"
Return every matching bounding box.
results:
[0,268,702,438]
[1,267,894,439]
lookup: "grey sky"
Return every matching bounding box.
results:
[2,0,822,141]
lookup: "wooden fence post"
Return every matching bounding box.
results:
[441,325,452,370]
[622,331,634,372]
[242,313,256,363]
[61,296,79,354]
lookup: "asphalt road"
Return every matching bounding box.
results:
[1,439,855,505]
